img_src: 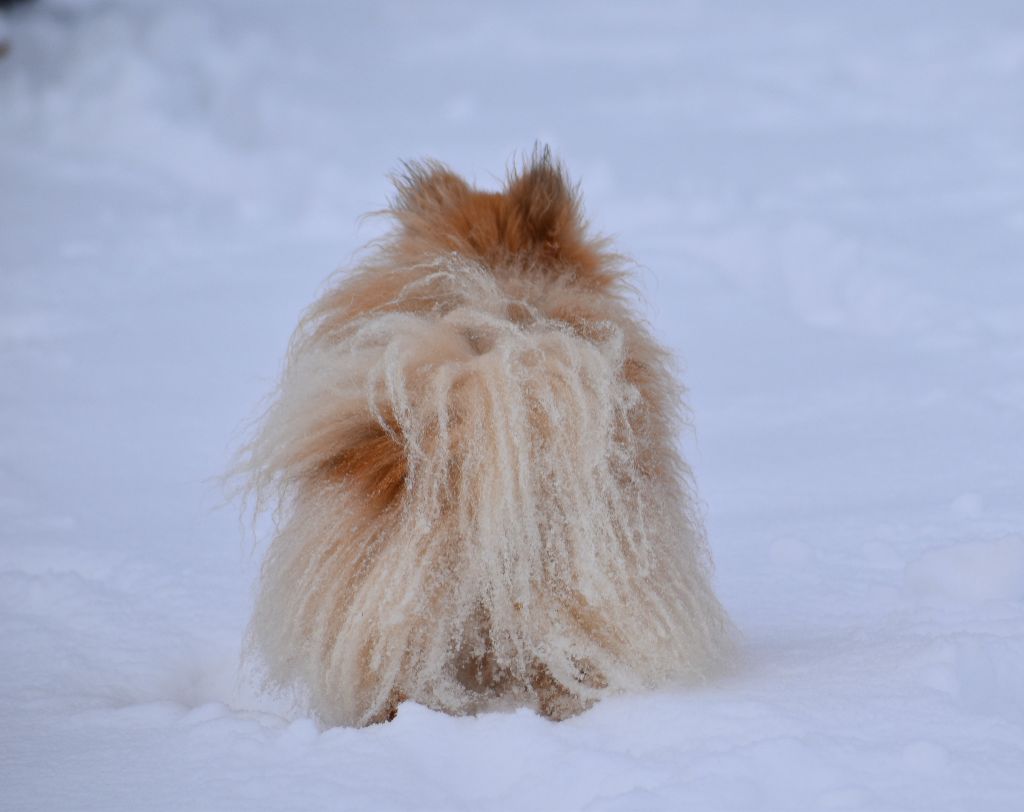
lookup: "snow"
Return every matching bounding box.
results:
[2,0,1023,809]
[906,537,1024,603]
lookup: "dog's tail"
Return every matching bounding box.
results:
[242,264,732,726]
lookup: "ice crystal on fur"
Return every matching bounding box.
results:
[240,150,733,726]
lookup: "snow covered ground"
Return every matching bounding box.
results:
[2,1,1023,809]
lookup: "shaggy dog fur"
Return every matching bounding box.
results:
[240,150,732,727]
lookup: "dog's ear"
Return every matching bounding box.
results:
[388,151,610,283]
[505,148,585,262]
[392,161,471,217]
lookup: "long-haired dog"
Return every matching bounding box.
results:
[240,149,732,727]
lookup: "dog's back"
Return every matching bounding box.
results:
[242,150,732,726]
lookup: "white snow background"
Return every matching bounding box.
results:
[2,1,1023,810]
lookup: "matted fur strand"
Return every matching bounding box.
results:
[239,150,733,727]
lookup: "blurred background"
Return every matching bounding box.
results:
[2,1,1023,808]
[2,0,1021,552]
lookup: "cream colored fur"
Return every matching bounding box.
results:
[239,151,732,726]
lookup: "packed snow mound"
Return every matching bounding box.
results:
[905,537,1024,603]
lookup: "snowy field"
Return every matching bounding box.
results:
[2,1,1024,809]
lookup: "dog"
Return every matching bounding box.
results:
[239,149,732,726]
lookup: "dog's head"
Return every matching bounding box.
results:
[388,147,613,286]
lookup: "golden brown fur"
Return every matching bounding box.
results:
[239,148,732,727]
